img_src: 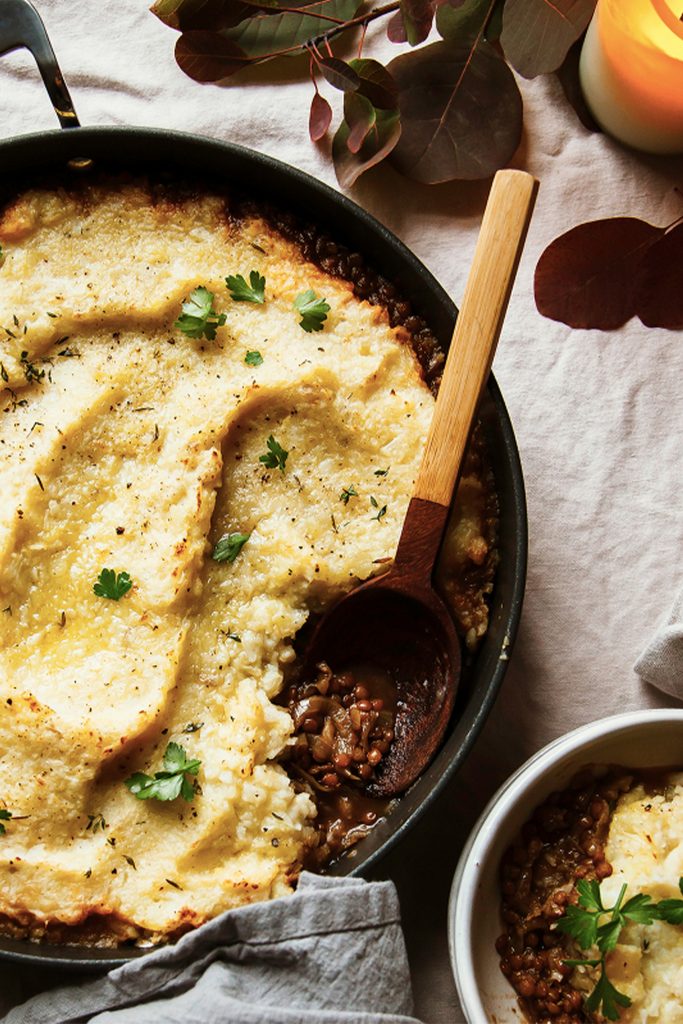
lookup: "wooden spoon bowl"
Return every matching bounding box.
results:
[303,170,538,798]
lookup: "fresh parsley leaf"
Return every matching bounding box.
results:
[556,901,600,950]
[226,271,266,304]
[124,742,201,803]
[596,916,624,954]
[0,809,12,835]
[621,891,659,926]
[93,569,133,601]
[585,964,631,1021]
[259,434,288,474]
[175,286,226,340]
[245,350,263,366]
[212,532,251,564]
[577,878,605,914]
[293,289,330,332]
[340,485,358,504]
[654,879,683,925]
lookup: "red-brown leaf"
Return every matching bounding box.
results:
[635,222,683,329]
[309,91,333,142]
[345,93,376,153]
[534,218,665,330]
[387,9,408,42]
[318,57,361,93]
[175,31,253,80]
[501,0,596,78]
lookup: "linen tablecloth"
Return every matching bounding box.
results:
[1,3,682,1020]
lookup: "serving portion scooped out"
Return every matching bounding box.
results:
[0,177,499,946]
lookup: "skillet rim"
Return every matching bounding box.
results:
[0,125,527,969]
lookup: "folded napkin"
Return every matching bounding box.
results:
[634,587,683,700]
[4,873,420,1024]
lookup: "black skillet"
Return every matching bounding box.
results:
[0,0,527,969]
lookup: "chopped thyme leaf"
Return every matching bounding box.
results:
[125,742,201,803]
[85,813,108,833]
[225,632,241,642]
[0,362,7,383]
[174,286,226,340]
[46,311,58,318]
[245,349,263,366]
[165,878,183,890]
[20,351,45,383]
[226,271,266,304]
[93,568,133,601]
[35,473,44,491]
[84,868,92,878]
[183,722,204,733]
[370,496,387,522]
[212,531,251,564]
[293,289,330,332]
[374,467,390,476]
[339,485,358,504]
[123,855,137,869]
[259,434,288,474]
[0,809,12,835]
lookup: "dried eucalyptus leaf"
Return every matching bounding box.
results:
[397,0,436,45]
[436,0,495,42]
[534,218,664,330]
[318,57,361,92]
[350,58,397,110]
[175,31,254,80]
[152,0,280,31]
[501,0,596,78]
[345,93,376,153]
[387,40,522,183]
[309,91,332,141]
[222,0,362,58]
[635,223,683,329]
[333,105,401,188]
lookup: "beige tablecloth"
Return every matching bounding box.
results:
[1,3,683,1020]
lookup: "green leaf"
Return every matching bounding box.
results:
[226,270,266,303]
[175,286,227,339]
[387,40,522,183]
[500,0,596,78]
[293,290,330,332]
[556,902,599,950]
[577,878,605,913]
[245,350,263,366]
[222,0,362,59]
[585,965,631,1021]
[259,434,288,473]
[124,743,201,803]
[596,917,623,954]
[212,531,251,562]
[655,892,683,925]
[621,892,659,926]
[93,569,133,601]
[340,485,358,504]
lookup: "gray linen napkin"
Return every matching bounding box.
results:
[634,587,683,699]
[3,873,421,1024]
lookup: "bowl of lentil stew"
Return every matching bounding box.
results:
[448,709,683,1024]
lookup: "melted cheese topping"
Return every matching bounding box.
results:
[0,182,441,940]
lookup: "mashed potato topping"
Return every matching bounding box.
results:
[0,181,495,944]
[589,777,683,1022]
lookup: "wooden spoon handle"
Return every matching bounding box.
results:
[413,169,538,509]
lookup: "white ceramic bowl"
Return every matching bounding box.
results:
[448,709,683,1024]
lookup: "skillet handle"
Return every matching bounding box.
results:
[0,0,79,129]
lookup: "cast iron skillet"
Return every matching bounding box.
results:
[0,0,527,969]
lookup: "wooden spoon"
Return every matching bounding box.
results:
[303,170,538,798]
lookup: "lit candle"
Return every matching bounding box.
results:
[579,0,683,153]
